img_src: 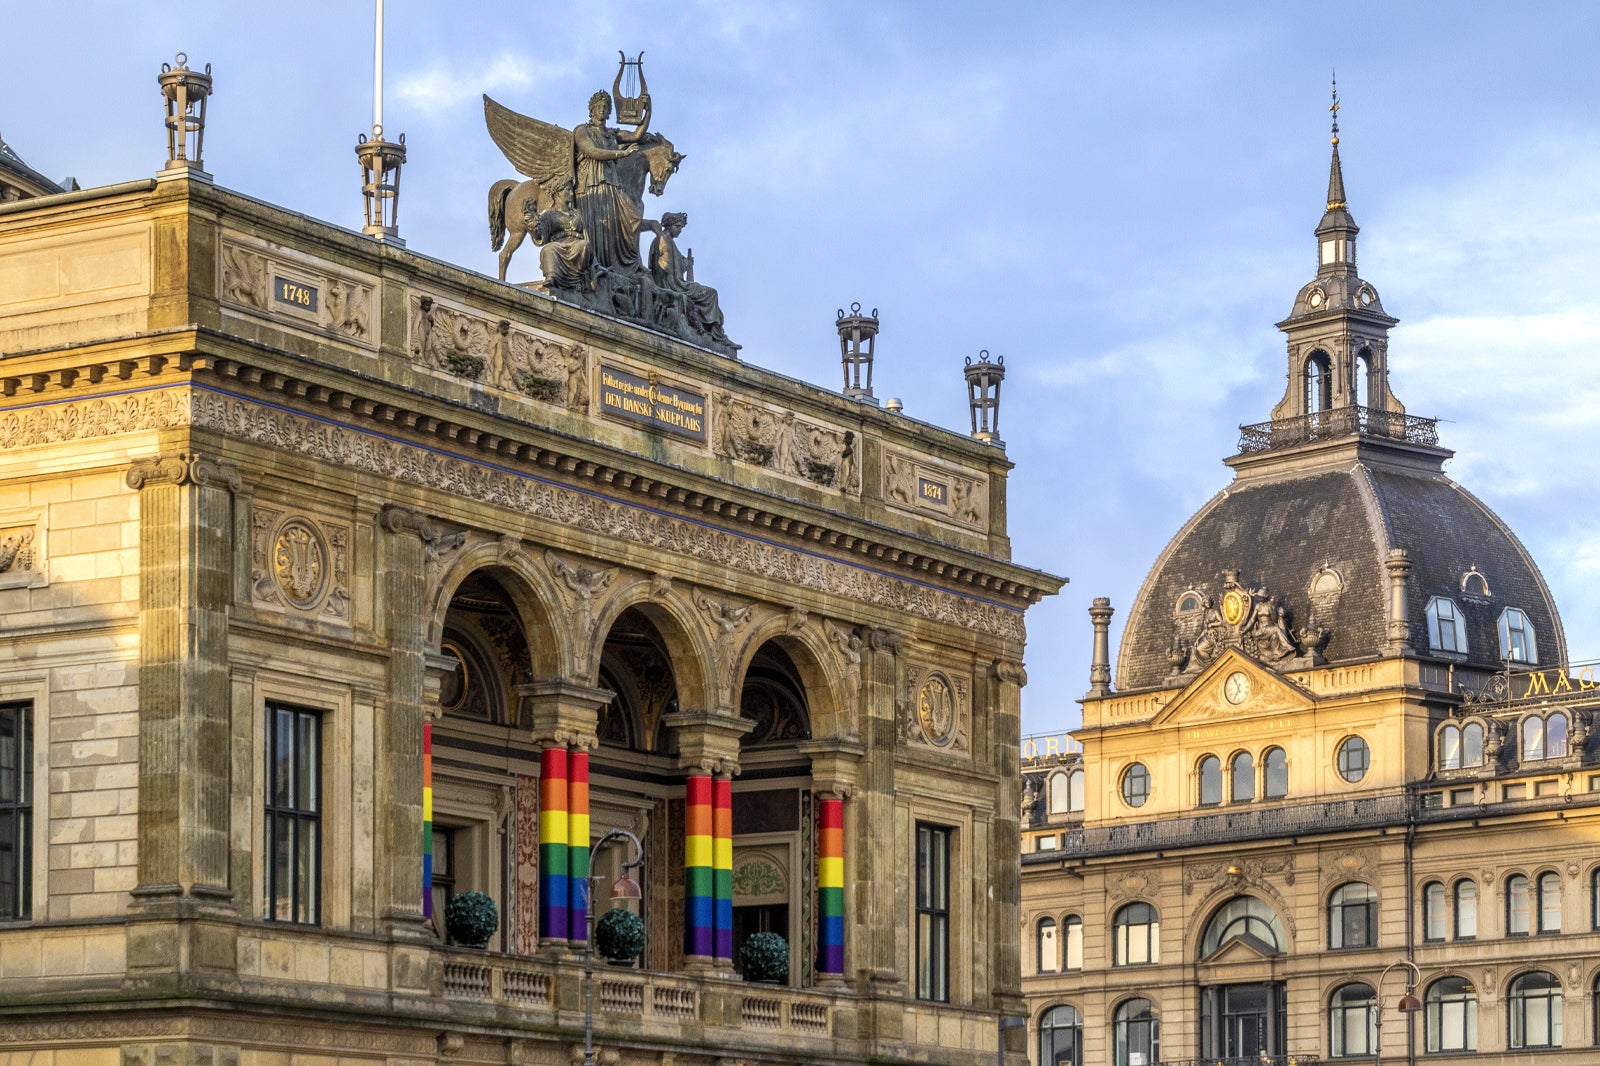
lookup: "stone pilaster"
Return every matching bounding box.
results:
[1385,548,1414,656]
[128,453,240,913]
[989,657,1028,1015]
[859,627,902,992]
[374,504,433,936]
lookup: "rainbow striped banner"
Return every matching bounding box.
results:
[422,721,433,920]
[817,797,844,974]
[713,776,733,961]
[567,749,590,944]
[684,774,714,957]
[539,746,570,942]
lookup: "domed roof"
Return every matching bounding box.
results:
[1115,454,1565,692]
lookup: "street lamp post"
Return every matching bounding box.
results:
[582,828,645,1066]
[1373,958,1422,1066]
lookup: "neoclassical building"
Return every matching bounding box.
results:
[0,88,1059,1066]
[1020,124,1600,1064]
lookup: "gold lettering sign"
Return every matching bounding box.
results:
[1182,717,1293,743]
[917,476,948,505]
[598,365,707,442]
[273,276,319,313]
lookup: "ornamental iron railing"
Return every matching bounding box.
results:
[1237,405,1439,455]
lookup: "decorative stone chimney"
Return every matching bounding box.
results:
[1088,597,1115,697]
[1385,548,1413,655]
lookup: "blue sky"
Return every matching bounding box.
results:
[5,3,1599,736]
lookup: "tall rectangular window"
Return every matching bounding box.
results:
[915,822,950,1002]
[265,703,321,924]
[0,702,31,921]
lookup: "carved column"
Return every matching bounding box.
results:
[373,504,434,935]
[1087,597,1115,697]
[990,658,1028,1017]
[663,710,751,969]
[1385,548,1414,656]
[518,679,608,953]
[128,453,240,913]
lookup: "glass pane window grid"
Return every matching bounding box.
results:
[1263,747,1288,799]
[0,702,31,921]
[1509,972,1562,1049]
[1425,977,1478,1053]
[1113,998,1159,1066]
[1329,983,1377,1057]
[1498,608,1537,663]
[1198,756,1222,806]
[265,704,321,924]
[1537,872,1562,933]
[914,823,950,1002]
[1506,874,1530,936]
[1230,752,1255,803]
[1121,763,1150,808]
[1039,1005,1082,1066]
[1336,737,1369,783]
[1113,902,1159,966]
[1329,883,1375,949]
[1423,882,1447,941]
[1454,879,1478,939]
[1427,597,1465,653]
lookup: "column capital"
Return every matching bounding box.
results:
[518,679,610,749]
[662,708,754,776]
[797,739,865,798]
[126,452,241,492]
[991,658,1028,687]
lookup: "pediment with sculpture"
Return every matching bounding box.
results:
[1167,569,1329,680]
[484,54,739,358]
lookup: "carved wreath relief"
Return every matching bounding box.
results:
[251,507,351,622]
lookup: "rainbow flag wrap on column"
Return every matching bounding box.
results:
[539,747,569,940]
[684,774,714,957]
[817,796,844,973]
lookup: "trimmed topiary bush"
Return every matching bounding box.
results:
[739,931,789,983]
[594,907,646,962]
[444,891,499,948]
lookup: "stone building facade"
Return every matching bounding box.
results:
[1019,133,1600,1064]
[0,151,1060,1065]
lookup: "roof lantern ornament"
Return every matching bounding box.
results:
[964,350,1005,445]
[158,53,213,175]
[836,303,879,403]
[356,0,406,243]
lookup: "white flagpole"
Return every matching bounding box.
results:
[373,0,384,135]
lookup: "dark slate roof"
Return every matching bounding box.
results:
[1115,461,1564,691]
[0,133,66,198]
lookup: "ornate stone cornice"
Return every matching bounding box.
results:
[125,452,241,492]
[5,379,1041,640]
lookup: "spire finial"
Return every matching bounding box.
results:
[1330,72,1340,146]
[1325,74,1347,211]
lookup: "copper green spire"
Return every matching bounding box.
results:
[1326,75,1347,210]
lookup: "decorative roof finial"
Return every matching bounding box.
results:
[1325,73,1347,212]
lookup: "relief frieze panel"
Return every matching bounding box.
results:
[883,447,987,529]
[713,392,860,493]
[249,505,352,624]
[0,511,45,591]
[218,237,377,350]
[3,387,1027,642]
[407,292,590,414]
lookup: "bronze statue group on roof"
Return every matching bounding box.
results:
[485,55,739,357]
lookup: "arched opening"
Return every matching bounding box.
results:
[1304,350,1332,415]
[1354,346,1375,409]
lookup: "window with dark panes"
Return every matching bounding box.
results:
[265,703,321,924]
[914,822,950,1002]
[1329,882,1376,949]
[0,702,31,921]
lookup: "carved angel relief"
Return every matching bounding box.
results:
[543,549,616,674]
[714,393,860,492]
[218,239,376,348]
[693,588,757,708]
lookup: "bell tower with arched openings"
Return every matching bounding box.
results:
[1270,81,1403,422]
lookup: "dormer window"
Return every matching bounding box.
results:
[1461,568,1491,597]
[1425,597,1467,655]
[1175,591,1204,615]
[1498,608,1537,663]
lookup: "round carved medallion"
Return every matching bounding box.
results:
[1221,588,1249,627]
[917,674,956,745]
[273,518,328,608]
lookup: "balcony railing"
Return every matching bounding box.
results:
[1162,1057,1320,1066]
[438,947,841,1042]
[1237,405,1439,455]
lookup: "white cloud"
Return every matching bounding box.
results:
[396,52,566,117]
